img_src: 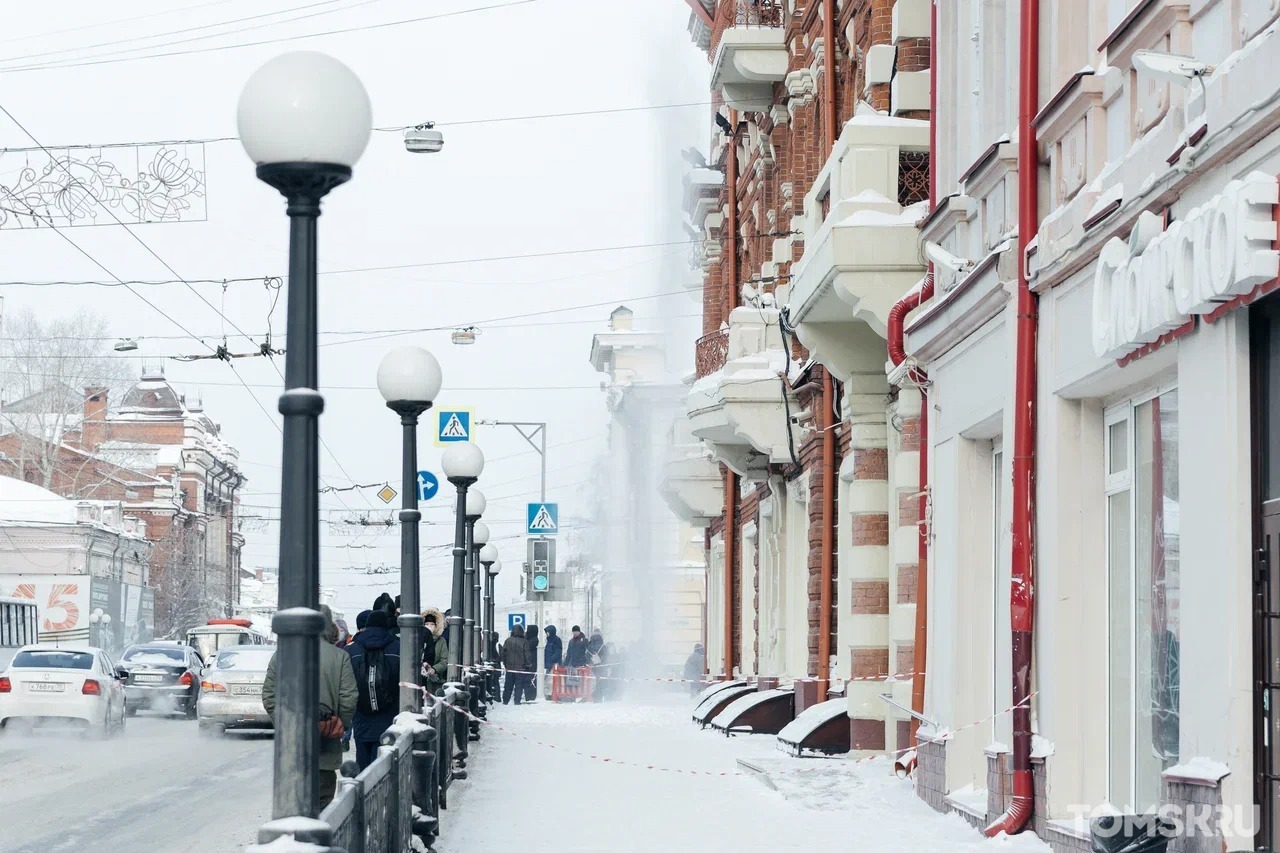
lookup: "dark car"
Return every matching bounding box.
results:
[119,643,203,718]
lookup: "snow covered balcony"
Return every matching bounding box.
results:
[660,414,725,528]
[710,1,788,112]
[686,306,798,481]
[787,112,929,378]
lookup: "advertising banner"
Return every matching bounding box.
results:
[0,575,155,655]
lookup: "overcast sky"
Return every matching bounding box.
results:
[0,0,709,618]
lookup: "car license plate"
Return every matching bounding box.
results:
[27,682,65,693]
[231,685,259,696]
[134,674,165,684]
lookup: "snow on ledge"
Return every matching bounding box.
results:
[945,784,988,819]
[1162,757,1231,784]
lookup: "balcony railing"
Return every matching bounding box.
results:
[696,328,730,378]
[734,0,783,26]
[898,151,930,207]
[711,0,784,53]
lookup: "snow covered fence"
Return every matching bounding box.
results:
[250,711,439,853]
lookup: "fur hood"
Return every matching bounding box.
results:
[422,607,446,637]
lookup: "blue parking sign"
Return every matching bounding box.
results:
[508,613,526,630]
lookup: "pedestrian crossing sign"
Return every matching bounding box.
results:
[526,502,559,536]
[434,409,472,445]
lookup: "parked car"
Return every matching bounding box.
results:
[0,644,126,737]
[196,645,274,736]
[119,643,203,718]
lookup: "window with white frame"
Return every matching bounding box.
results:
[1105,387,1181,810]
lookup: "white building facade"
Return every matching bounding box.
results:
[901,1,1280,850]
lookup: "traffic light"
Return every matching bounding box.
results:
[527,538,555,595]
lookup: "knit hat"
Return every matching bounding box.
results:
[356,610,372,630]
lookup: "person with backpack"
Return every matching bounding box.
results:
[346,609,402,769]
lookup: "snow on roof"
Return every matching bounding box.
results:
[1163,757,1231,783]
[692,678,747,706]
[688,167,724,187]
[711,687,790,729]
[0,476,79,524]
[693,684,755,723]
[777,697,846,746]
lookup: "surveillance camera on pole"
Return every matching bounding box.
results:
[923,241,977,276]
[1133,50,1214,85]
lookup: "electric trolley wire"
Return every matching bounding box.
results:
[0,0,540,74]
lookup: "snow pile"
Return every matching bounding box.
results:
[1163,756,1231,783]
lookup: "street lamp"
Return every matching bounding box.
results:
[441,444,484,683]
[238,50,371,825]
[479,545,499,702]
[468,521,490,671]
[376,346,442,714]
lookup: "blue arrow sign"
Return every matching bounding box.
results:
[526,502,559,536]
[416,470,439,503]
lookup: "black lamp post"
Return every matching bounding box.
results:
[468,521,489,672]
[441,446,484,684]
[376,346,442,713]
[238,50,372,827]
[479,546,499,701]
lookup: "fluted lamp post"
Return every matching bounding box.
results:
[468,521,489,672]
[479,544,499,664]
[238,50,372,831]
[479,546,499,702]
[441,444,484,683]
[376,346,442,714]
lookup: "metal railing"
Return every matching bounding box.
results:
[252,699,445,853]
[695,329,730,378]
[733,0,783,26]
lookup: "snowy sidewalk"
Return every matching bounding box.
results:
[435,693,1051,853]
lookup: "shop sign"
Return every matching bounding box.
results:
[1091,171,1279,360]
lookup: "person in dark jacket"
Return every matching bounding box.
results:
[346,610,402,770]
[422,607,449,693]
[684,644,706,696]
[523,623,540,702]
[500,624,529,705]
[564,625,590,669]
[543,625,563,700]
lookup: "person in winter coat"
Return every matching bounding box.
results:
[684,644,706,696]
[586,629,605,663]
[345,610,402,770]
[422,607,449,693]
[564,625,590,669]
[263,605,356,809]
[543,625,563,671]
[500,624,529,705]
[523,623,540,702]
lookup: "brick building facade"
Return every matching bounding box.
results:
[666,0,932,755]
[0,368,246,632]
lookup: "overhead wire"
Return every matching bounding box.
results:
[0,0,239,47]
[0,0,541,74]
[0,0,377,67]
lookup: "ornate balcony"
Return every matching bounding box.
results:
[695,329,729,378]
[710,0,788,112]
[787,111,930,378]
[660,414,725,528]
[686,306,799,481]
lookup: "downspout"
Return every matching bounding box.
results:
[816,0,839,692]
[984,0,1039,836]
[887,0,938,757]
[723,108,740,679]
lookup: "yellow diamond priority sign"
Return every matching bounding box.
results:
[377,485,398,504]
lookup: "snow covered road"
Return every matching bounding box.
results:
[436,693,1052,853]
[0,714,271,852]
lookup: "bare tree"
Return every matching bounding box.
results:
[153,520,218,638]
[0,309,131,490]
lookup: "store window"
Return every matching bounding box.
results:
[1104,387,1181,810]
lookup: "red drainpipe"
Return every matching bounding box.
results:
[723,108,740,678]
[985,0,1039,836]
[817,0,839,692]
[888,0,938,747]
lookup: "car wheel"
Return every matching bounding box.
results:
[185,698,198,720]
[125,705,138,718]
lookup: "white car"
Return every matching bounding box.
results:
[0,644,127,737]
[197,644,274,736]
